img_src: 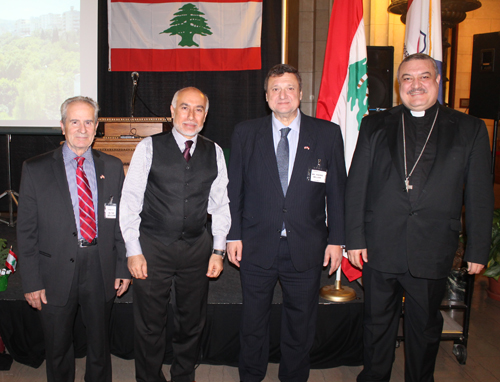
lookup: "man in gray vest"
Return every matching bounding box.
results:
[120,87,231,382]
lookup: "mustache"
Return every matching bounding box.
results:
[408,88,427,95]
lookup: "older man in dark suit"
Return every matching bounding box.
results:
[17,96,130,382]
[227,64,347,382]
[346,53,494,382]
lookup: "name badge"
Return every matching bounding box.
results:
[310,169,327,183]
[105,196,117,219]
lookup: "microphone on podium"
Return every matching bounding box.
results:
[131,72,139,117]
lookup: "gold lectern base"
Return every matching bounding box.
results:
[320,280,357,302]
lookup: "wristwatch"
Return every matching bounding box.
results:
[213,249,226,259]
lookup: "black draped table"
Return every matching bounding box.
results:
[0,225,363,369]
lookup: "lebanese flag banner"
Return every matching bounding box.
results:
[404,0,443,102]
[316,0,367,172]
[5,248,17,274]
[316,0,367,282]
[108,0,263,72]
[341,256,362,283]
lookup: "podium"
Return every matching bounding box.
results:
[94,117,172,173]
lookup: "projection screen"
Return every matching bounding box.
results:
[0,0,98,132]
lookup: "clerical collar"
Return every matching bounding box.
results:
[404,102,439,118]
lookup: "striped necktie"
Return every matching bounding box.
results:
[75,157,96,242]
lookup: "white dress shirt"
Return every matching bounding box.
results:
[271,112,301,184]
[120,128,231,257]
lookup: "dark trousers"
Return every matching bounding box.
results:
[39,245,113,382]
[358,265,447,382]
[238,238,322,382]
[133,231,211,382]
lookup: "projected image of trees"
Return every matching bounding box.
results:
[0,7,79,122]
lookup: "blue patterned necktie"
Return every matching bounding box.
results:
[277,127,291,196]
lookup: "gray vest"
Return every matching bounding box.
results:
[139,132,218,246]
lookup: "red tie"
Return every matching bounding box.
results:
[75,157,96,242]
[183,140,193,162]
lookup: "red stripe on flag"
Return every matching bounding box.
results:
[110,0,262,3]
[5,249,17,273]
[341,256,362,282]
[8,249,17,261]
[110,48,261,72]
[316,0,363,121]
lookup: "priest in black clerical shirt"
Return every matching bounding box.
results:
[345,53,494,382]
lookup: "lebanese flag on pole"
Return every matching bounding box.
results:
[316,0,367,282]
[404,0,443,102]
[108,0,263,72]
[5,248,17,274]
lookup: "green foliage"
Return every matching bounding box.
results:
[0,238,8,267]
[484,209,500,280]
[0,78,18,115]
[347,58,368,129]
[0,30,79,120]
[160,3,212,47]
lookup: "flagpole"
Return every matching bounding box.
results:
[281,0,287,64]
[320,251,357,302]
[316,0,366,301]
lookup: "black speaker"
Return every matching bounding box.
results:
[469,32,500,120]
[367,46,394,111]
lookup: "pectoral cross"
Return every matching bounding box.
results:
[405,178,413,192]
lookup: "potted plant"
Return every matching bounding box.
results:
[484,209,500,301]
[0,238,17,292]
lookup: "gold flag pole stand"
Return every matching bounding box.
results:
[320,262,357,302]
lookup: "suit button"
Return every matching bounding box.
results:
[283,208,287,213]
[184,216,187,219]
[409,212,413,216]
[70,258,75,263]
[72,232,77,237]
[186,165,190,170]
[185,199,188,203]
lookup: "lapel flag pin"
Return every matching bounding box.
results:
[304,146,310,150]
[100,175,105,179]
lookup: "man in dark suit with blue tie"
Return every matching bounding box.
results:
[17,96,131,382]
[227,64,347,382]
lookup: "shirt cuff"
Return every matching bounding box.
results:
[125,239,143,258]
[212,235,226,251]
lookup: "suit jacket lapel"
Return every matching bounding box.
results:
[52,147,77,229]
[93,150,105,227]
[386,106,405,186]
[257,115,284,196]
[418,105,455,199]
[288,113,314,192]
